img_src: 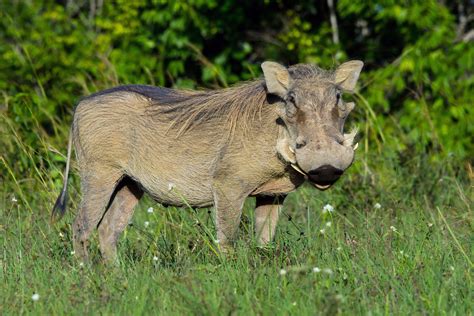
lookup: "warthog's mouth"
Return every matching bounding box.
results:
[290,163,335,191]
[291,163,342,191]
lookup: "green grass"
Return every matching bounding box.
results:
[0,113,472,315]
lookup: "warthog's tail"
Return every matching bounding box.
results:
[51,130,73,223]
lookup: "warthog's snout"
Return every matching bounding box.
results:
[308,165,343,190]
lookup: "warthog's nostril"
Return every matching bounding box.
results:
[308,165,343,185]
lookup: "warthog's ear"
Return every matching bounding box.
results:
[261,61,291,98]
[335,60,364,92]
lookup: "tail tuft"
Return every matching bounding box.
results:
[51,130,73,224]
[51,188,68,223]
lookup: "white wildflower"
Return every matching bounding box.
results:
[325,221,332,227]
[374,203,382,209]
[292,302,297,306]
[428,223,434,228]
[147,207,154,213]
[11,196,18,203]
[449,265,454,271]
[153,256,159,262]
[313,267,321,273]
[144,221,150,228]
[213,239,220,244]
[59,232,64,238]
[168,182,175,191]
[322,204,334,213]
[70,251,75,256]
[390,226,397,232]
[279,269,287,276]
[336,247,342,251]
[31,293,40,301]
[319,229,326,234]
[79,262,84,267]
[323,268,333,275]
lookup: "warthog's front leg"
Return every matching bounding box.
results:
[255,195,285,245]
[212,184,248,251]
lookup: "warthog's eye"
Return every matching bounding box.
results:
[286,91,297,106]
[285,91,297,118]
[336,91,342,102]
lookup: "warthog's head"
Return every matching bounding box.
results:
[262,61,363,190]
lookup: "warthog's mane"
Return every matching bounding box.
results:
[87,64,332,138]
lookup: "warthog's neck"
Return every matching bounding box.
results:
[218,105,305,196]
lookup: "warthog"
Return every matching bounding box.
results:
[52,60,363,263]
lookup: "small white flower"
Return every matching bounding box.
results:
[322,204,334,213]
[153,256,159,262]
[144,221,150,228]
[428,223,434,228]
[323,268,333,275]
[79,262,84,267]
[31,293,40,301]
[325,221,332,227]
[292,302,297,306]
[168,182,175,191]
[374,203,382,209]
[70,251,75,256]
[12,196,18,203]
[336,247,342,251]
[319,229,326,234]
[449,265,454,271]
[399,250,404,255]
[279,269,287,276]
[213,239,220,244]
[313,267,321,273]
[135,296,139,300]
[390,226,397,232]
[59,232,64,238]
[147,207,154,213]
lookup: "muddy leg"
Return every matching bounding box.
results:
[73,167,122,262]
[98,178,143,264]
[212,185,248,251]
[255,195,285,245]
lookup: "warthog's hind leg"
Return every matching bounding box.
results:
[98,177,143,264]
[73,166,122,262]
[255,195,285,245]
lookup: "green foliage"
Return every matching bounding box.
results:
[337,0,473,157]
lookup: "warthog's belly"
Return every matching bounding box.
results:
[127,167,215,208]
[145,183,215,208]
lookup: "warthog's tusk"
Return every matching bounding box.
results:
[291,164,306,176]
[353,142,359,150]
[288,146,295,154]
[314,183,331,190]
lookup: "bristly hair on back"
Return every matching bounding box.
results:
[130,63,332,139]
[146,79,269,139]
